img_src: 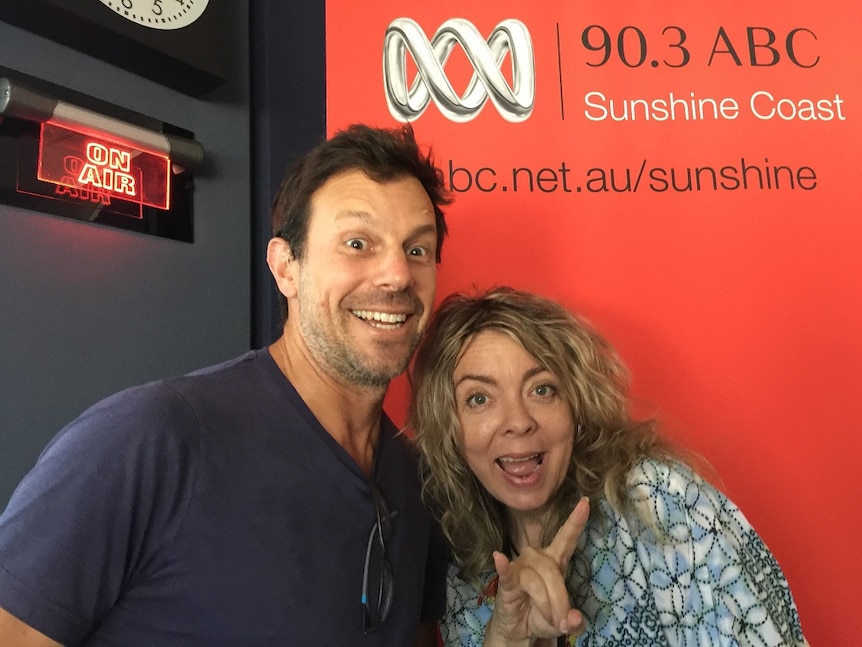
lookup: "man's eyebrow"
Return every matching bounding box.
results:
[334,209,373,222]
[408,223,437,239]
[333,212,437,239]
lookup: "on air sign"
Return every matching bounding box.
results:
[36,122,171,210]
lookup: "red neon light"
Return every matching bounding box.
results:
[37,122,171,210]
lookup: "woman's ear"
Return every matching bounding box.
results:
[266,237,298,299]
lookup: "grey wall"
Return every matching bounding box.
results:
[0,7,252,504]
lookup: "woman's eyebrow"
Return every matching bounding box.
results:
[454,373,495,389]
[454,365,549,389]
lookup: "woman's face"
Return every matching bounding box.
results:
[453,330,575,515]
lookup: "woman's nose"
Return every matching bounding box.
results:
[501,396,536,436]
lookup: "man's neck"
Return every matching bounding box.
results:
[269,335,387,476]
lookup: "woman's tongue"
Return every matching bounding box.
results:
[497,454,542,477]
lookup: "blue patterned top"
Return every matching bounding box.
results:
[441,459,806,646]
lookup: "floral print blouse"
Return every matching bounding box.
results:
[441,459,806,646]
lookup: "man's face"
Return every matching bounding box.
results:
[290,170,438,388]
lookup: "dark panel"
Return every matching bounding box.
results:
[249,1,326,347]
[0,0,230,96]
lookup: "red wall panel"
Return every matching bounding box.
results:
[326,3,861,644]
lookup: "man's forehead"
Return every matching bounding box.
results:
[313,168,419,196]
[309,171,433,218]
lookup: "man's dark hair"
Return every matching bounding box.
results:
[271,123,450,261]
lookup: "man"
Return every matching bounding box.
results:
[0,124,451,645]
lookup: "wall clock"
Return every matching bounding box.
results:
[98,0,210,31]
[0,0,230,96]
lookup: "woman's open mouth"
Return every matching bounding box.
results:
[496,453,544,478]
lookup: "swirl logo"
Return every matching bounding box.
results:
[383,18,535,123]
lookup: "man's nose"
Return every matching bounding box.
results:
[374,247,413,291]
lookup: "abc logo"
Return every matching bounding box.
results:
[383,17,536,123]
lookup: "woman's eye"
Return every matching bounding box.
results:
[534,384,556,397]
[465,393,487,407]
[346,239,366,250]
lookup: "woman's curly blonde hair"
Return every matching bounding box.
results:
[408,286,685,584]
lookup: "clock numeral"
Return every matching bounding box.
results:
[121,0,133,9]
[152,0,163,16]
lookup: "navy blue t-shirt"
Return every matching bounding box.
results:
[0,349,446,645]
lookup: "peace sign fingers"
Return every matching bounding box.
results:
[546,496,590,571]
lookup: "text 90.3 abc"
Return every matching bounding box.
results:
[578,25,819,69]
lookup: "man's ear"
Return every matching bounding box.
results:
[266,237,298,299]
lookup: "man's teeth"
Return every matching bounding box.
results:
[352,310,408,326]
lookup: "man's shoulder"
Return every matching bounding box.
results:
[182,349,263,380]
[157,349,289,410]
[47,350,270,450]
[170,349,270,392]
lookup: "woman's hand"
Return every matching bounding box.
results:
[483,498,590,647]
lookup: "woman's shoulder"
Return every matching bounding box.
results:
[442,564,496,647]
[626,456,703,494]
[579,463,806,646]
[621,457,746,544]
[445,563,496,606]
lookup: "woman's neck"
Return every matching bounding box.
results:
[507,508,549,553]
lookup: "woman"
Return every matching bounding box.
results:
[409,287,808,647]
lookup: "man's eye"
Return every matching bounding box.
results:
[408,246,429,257]
[346,239,366,250]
